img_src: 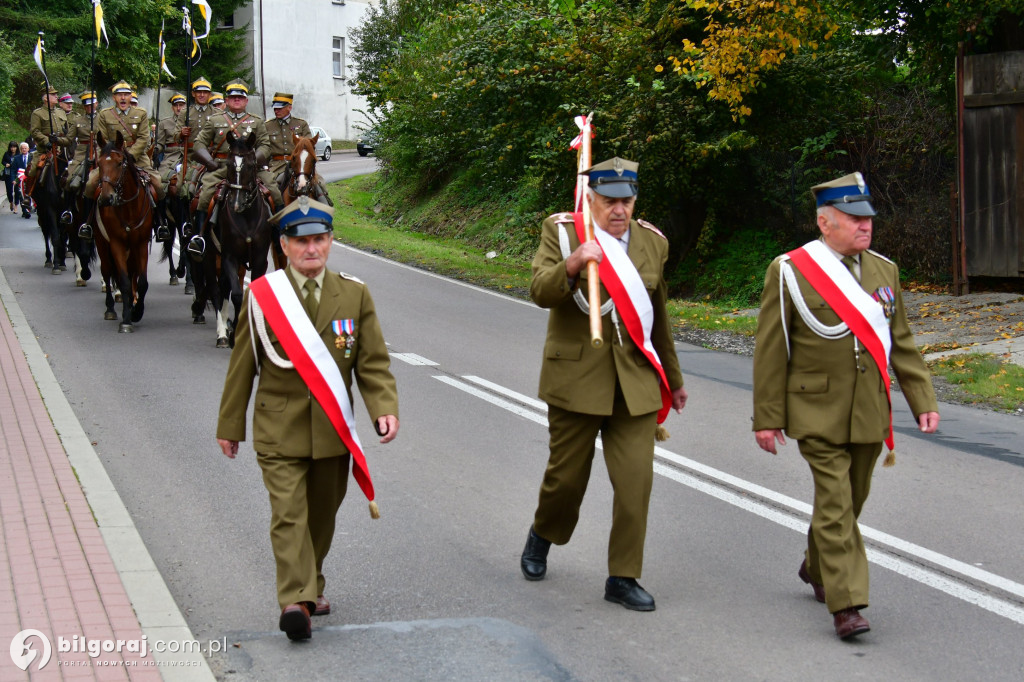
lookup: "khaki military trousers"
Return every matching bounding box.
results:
[798,437,883,614]
[257,452,350,609]
[533,387,657,578]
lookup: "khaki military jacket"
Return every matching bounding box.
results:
[156,115,184,171]
[194,110,270,161]
[29,106,70,149]
[752,248,937,443]
[217,269,399,459]
[67,111,99,177]
[266,115,312,174]
[531,214,684,416]
[97,105,152,170]
[181,103,217,144]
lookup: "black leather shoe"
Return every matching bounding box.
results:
[604,577,656,612]
[520,526,551,581]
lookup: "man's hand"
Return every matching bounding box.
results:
[918,411,940,434]
[671,386,688,412]
[755,428,786,454]
[48,133,59,148]
[180,126,191,140]
[217,438,239,458]
[565,241,602,279]
[376,415,399,444]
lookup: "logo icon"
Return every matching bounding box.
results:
[10,629,52,671]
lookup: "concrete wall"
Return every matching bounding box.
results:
[234,0,376,142]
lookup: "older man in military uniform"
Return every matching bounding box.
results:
[188,79,281,260]
[266,92,331,205]
[519,157,688,612]
[80,81,169,242]
[27,86,71,183]
[216,197,399,641]
[60,91,100,227]
[752,172,940,640]
[57,93,74,115]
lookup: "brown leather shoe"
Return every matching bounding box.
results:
[279,603,312,640]
[313,594,331,616]
[798,559,826,604]
[833,608,870,640]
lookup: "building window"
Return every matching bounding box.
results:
[332,36,345,78]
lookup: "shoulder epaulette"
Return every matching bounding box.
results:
[637,219,666,239]
[339,271,364,284]
[550,212,574,224]
[865,249,894,264]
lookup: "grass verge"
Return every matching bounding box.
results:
[927,354,1024,412]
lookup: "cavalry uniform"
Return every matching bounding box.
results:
[65,92,99,193]
[156,93,187,185]
[194,109,281,214]
[84,103,163,198]
[266,92,331,204]
[27,93,70,180]
[180,78,219,197]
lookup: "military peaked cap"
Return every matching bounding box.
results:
[271,197,334,237]
[272,92,294,109]
[812,172,876,217]
[110,80,132,94]
[191,77,212,92]
[224,80,249,97]
[582,157,639,198]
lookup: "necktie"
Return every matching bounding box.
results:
[842,255,860,282]
[303,279,319,322]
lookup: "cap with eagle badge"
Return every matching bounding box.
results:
[130,91,139,105]
[110,80,132,94]
[582,156,639,198]
[224,80,249,97]
[271,197,334,237]
[80,91,98,106]
[168,92,186,105]
[812,172,876,217]
[272,92,294,109]
[191,76,212,92]
[210,92,224,105]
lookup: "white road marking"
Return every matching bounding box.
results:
[391,352,439,366]
[435,373,1024,625]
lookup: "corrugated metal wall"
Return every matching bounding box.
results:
[963,50,1024,277]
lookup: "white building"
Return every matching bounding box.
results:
[232,0,377,142]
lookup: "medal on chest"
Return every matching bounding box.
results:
[332,319,356,358]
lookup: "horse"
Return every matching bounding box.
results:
[191,130,273,347]
[93,131,155,333]
[27,148,69,275]
[274,133,323,270]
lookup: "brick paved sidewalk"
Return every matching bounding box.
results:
[0,266,214,681]
[0,292,162,680]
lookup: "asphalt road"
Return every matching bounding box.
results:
[1,161,1023,680]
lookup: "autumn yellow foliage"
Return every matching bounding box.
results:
[678,0,838,119]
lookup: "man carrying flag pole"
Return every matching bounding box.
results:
[26,34,71,192]
[519,121,688,612]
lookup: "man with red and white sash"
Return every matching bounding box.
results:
[520,157,688,612]
[753,172,939,640]
[216,198,398,641]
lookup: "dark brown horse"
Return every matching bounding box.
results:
[191,131,273,347]
[27,149,69,274]
[93,131,154,333]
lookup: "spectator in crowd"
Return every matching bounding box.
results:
[2,141,17,212]
[10,142,32,218]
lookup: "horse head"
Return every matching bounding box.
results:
[95,130,135,207]
[225,131,259,214]
[288,133,319,195]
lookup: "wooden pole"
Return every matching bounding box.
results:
[577,114,603,348]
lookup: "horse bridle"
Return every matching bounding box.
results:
[287,145,316,197]
[226,151,260,214]
[99,150,141,208]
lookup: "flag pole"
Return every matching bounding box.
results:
[37,32,57,145]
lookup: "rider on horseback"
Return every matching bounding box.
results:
[80,80,171,243]
[266,93,332,206]
[26,86,72,192]
[188,79,282,262]
[61,91,99,227]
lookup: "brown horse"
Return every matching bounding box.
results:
[273,133,324,269]
[93,131,154,333]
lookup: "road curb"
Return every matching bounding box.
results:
[0,265,216,682]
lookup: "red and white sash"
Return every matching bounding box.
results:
[786,240,894,450]
[248,270,376,504]
[573,214,672,424]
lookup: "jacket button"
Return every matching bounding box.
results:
[260,401,265,406]
[555,351,561,357]
[800,384,805,389]
[859,366,866,373]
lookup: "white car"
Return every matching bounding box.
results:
[309,126,332,161]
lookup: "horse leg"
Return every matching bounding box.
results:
[132,236,150,323]
[214,257,233,348]
[95,237,117,320]
[43,227,53,269]
[109,239,134,332]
